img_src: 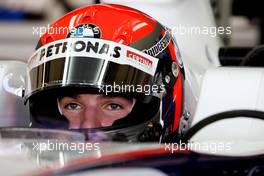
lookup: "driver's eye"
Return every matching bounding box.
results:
[64,103,81,110]
[106,103,122,111]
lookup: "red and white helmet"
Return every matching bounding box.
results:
[25,4,185,142]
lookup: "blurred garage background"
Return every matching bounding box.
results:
[1,0,263,61]
[0,0,263,127]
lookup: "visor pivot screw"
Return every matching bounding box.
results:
[147,122,153,128]
[172,62,178,78]
[165,75,170,84]
[22,88,25,98]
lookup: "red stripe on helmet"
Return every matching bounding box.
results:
[168,40,183,132]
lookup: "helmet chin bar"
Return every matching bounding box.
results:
[68,111,162,142]
[31,111,162,142]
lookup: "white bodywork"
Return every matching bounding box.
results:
[190,67,264,156]
[0,61,29,126]
[192,67,264,123]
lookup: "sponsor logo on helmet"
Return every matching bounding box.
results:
[127,50,153,68]
[28,38,158,76]
[142,30,171,57]
[37,40,120,62]
[67,24,102,39]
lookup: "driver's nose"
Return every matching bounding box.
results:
[80,106,102,128]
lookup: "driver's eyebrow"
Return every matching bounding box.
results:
[98,94,133,101]
[58,94,133,101]
[58,94,80,100]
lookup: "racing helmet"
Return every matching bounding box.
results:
[25,4,185,142]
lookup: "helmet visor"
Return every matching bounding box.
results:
[26,38,163,101]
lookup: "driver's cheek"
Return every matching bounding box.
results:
[99,110,126,127]
[64,112,82,129]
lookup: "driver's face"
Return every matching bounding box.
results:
[58,94,134,129]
